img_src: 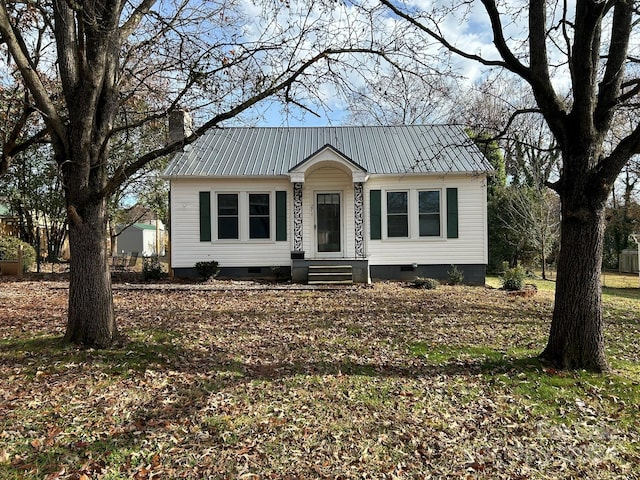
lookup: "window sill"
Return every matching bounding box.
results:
[376,237,447,242]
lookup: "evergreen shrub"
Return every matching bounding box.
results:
[0,236,36,272]
[195,260,220,280]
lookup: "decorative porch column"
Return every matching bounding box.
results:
[293,182,303,253]
[354,182,365,258]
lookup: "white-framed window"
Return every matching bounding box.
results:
[213,191,275,241]
[380,188,444,240]
[418,190,441,237]
[248,193,270,239]
[217,193,239,239]
[386,191,409,238]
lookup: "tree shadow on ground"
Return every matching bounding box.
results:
[602,286,640,301]
[0,333,545,380]
[0,334,573,478]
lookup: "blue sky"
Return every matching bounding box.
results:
[223,0,504,128]
[240,100,351,127]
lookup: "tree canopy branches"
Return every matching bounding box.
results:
[0,0,421,347]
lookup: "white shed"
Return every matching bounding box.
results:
[620,248,639,274]
[116,222,165,257]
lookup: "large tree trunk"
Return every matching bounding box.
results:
[63,198,116,347]
[540,195,609,372]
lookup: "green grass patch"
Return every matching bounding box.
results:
[603,286,640,301]
[0,330,181,379]
[409,342,507,364]
[409,341,640,429]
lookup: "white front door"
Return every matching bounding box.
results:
[316,192,341,255]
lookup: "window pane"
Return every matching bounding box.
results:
[387,191,408,238]
[419,215,440,236]
[218,194,238,215]
[249,194,269,215]
[419,191,440,214]
[250,217,270,239]
[218,217,238,239]
[318,193,340,205]
[388,215,408,237]
[387,192,407,214]
[217,193,238,239]
[249,193,270,239]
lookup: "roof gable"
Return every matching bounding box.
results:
[289,144,367,172]
[118,222,159,233]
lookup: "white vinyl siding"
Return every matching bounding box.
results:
[366,174,487,265]
[170,178,291,268]
[170,172,488,270]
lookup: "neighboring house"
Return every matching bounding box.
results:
[116,222,166,257]
[0,201,20,237]
[163,123,493,284]
[122,204,163,226]
[0,200,70,260]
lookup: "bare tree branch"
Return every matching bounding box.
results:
[102,46,389,198]
[0,3,66,144]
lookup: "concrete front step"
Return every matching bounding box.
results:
[308,279,354,285]
[308,273,353,281]
[307,265,353,284]
[308,265,353,272]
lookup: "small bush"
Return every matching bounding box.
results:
[0,236,36,272]
[412,277,439,290]
[195,260,219,281]
[500,263,526,291]
[270,265,290,281]
[447,265,464,285]
[142,255,165,281]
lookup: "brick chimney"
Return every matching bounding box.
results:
[168,110,193,147]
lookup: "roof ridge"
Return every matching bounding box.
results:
[213,124,447,129]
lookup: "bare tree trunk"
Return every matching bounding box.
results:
[541,230,547,280]
[541,202,609,372]
[109,221,118,257]
[64,198,116,347]
[541,255,547,280]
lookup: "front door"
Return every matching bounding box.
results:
[316,193,341,254]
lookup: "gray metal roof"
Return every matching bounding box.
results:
[163,125,493,177]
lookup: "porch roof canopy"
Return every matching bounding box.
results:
[288,144,369,183]
[163,125,493,178]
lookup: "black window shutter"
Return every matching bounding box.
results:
[199,191,211,241]
[446,188,459,239]
[370,190,382,240]
[276,191,287,241]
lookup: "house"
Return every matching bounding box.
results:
[116,222,166,257]
[163,120,493,284]
[0,201,20,237]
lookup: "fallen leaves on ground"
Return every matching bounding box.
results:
[0,279,638,479]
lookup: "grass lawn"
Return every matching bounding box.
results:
[0,277,638,479]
